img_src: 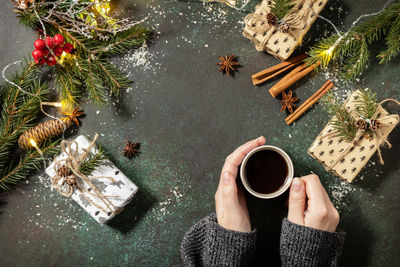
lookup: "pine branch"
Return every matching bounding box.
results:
[307,2,400,80]
[340,36,370,81]
[79,147,107,176]
[0,139,60,191]
[0,61,49,167]
[92,26,149,56]
[14,1,150,105]
[55,65,82,104]
[355,89,378,119]
[271,0,294,20]
[378,16,400,63]
[321,92,357,142]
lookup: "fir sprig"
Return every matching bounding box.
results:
[79,148,107,176]
[355,90,378,118]
[306,2,400,80]
[0,61,48,167]
[322,92,357,142]
[15,1,150,104]
[0,140,60,191]
[322,90,379,142]
[271,0,294,20]
[0,61,62,190]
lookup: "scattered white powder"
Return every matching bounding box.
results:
[120,43,152,70]
[328,181,356,211]
[153,186,185,220]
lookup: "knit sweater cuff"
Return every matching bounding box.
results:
[280,218,345,267]
[181,213,257,267]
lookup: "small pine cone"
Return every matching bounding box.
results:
[57,165,71,177]
[65,176,77,186]
[18,117,72,150]
[370,119,382,131]
[278,22,290,33]
[356,119,368,130]
[266,13,278,25]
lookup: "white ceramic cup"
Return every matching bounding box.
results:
[240,145,294,199]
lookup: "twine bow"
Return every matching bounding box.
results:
[52,134,118,215]
[323,99,400,170]
[244,0,314,52]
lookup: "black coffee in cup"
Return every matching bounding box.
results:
[244,149,288,194]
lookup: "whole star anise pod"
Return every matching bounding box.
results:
[122,140,140,159]
[355,119,367,130]
[217,54,239,75]
[266,13,278,25]
[280,90,298,113]
[62,107,84,126]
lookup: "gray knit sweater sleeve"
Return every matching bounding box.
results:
[280,218,346,267]
[180,213,257,267]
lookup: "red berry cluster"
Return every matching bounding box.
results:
[32,34,74,66]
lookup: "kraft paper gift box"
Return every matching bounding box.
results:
[46,135,138,224]
[308,90,399,182]
[243,0,328,60]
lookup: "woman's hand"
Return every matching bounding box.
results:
[215,136,266,233]
[288,174,340,232]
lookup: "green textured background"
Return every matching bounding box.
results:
[0,0,399,266]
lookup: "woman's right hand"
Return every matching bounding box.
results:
[287,174,340,232]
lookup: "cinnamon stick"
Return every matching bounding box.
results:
[252,54,307,85]
[252,60,304,85]
[286,80,332,122]
[273,62,307,88]
[269,63,316,98]
[285,80,334,125]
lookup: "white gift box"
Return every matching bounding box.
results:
[46,135,138,224]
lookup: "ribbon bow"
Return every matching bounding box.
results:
[244,0,314,53]
[324,98,400,170]
[52,134,118,215]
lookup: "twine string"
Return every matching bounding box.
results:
[245,0,314,48]
[324,98,400,169]
[52,134,119,215]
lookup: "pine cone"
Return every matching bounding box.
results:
[18,108,83,150]
[57,164,72,177]
[370,119,382,131]
[278,22,290,33]
[356,119,367,130]
[18,117,72,150]
[65,176,77,186]
[267,13,278,25]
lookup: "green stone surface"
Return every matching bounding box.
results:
[0,0,399,266]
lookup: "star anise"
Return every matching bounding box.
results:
[280,90,298,113]
[217,54,239,75]
[62,107,84,126]
[121,140,140,159]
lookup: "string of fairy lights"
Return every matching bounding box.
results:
[317,0,396,59]
[1,0,397,155]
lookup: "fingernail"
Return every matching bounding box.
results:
[223,172,232,185]
[256,136,264,143]
[291,178,302,192]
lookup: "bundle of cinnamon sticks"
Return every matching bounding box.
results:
[252,55,333,125]
[252,54,319,98]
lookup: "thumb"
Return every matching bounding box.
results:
[287,178,306,225]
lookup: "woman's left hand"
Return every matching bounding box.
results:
[215,136,266,232]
